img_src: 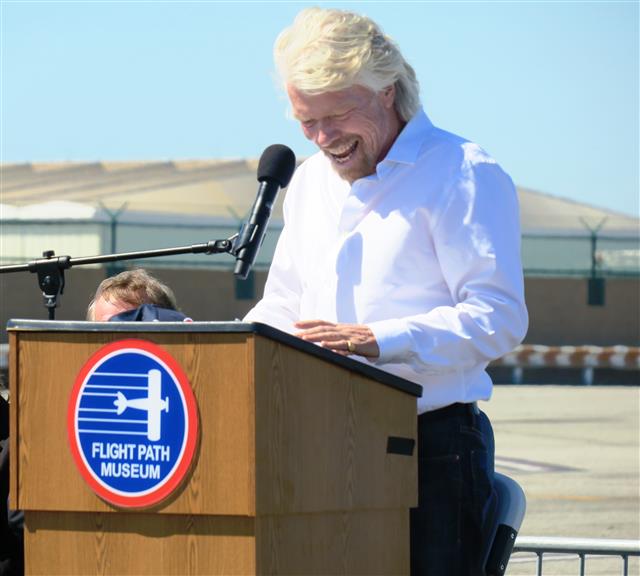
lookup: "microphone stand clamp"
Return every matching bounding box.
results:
[27,251,71,320]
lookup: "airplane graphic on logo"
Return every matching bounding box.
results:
[113,369,169,441]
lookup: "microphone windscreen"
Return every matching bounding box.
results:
[257,144,296,188]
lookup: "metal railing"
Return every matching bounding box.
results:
[512,536,640,575]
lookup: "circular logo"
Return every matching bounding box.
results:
[68,339,199,508]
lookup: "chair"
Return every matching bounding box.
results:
[482,472,527,576]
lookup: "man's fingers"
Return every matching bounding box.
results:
[295,320,340,341]
[294,319,334,329]
[297,330,342,342]
[293,320,380,358]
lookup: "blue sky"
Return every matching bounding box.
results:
[1,1,638,217]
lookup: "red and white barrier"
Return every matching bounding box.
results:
[493,345,640,370]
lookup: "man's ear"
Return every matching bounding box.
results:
[381,84,396,108]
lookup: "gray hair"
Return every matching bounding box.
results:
[274,7,421,122]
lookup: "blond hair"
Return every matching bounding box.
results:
[86,269,178,320]
[274,7,420,122]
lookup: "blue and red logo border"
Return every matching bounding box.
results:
[67,339,199,508]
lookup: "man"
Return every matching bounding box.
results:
[87,269,189,322]
[244,7,528,575]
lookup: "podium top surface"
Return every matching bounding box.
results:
[7,319,421,398]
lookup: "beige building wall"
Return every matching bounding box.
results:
[1,268,638,347]
[0,267,265,330]
[523,276,639,346]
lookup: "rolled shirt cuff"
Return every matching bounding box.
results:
[367,318,414,365]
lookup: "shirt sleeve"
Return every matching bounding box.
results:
[367,157,529,373]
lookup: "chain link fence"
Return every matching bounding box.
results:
[1,218,638,276]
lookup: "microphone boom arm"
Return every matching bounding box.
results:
[0,235,238,319]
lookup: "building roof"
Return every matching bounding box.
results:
[1,160,638,237]
[517,186,638,237]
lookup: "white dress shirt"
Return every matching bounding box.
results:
[244,108,528,413]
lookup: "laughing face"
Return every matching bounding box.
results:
[287,84,402,183]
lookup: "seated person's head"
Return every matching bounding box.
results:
[87,269,178,321]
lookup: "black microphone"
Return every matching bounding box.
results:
[234,144,296,279]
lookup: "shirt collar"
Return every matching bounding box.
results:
[382,107,433,166]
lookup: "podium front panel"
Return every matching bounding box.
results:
[11,330,257,516]
[26,512,256,575]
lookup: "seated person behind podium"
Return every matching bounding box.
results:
[243,7,528,575]
[0,394,22,576]
[87,269,191,322]
[1,269,190,574]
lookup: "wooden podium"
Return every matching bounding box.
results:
[8,320,420,575]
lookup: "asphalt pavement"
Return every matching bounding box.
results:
[483,384,639,575]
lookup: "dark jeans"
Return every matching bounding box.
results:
[410,403,496,576]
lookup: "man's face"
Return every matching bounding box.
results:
[93,296,131,322]
[287,84,400,183]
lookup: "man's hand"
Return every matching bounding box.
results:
[294,320,380,358]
